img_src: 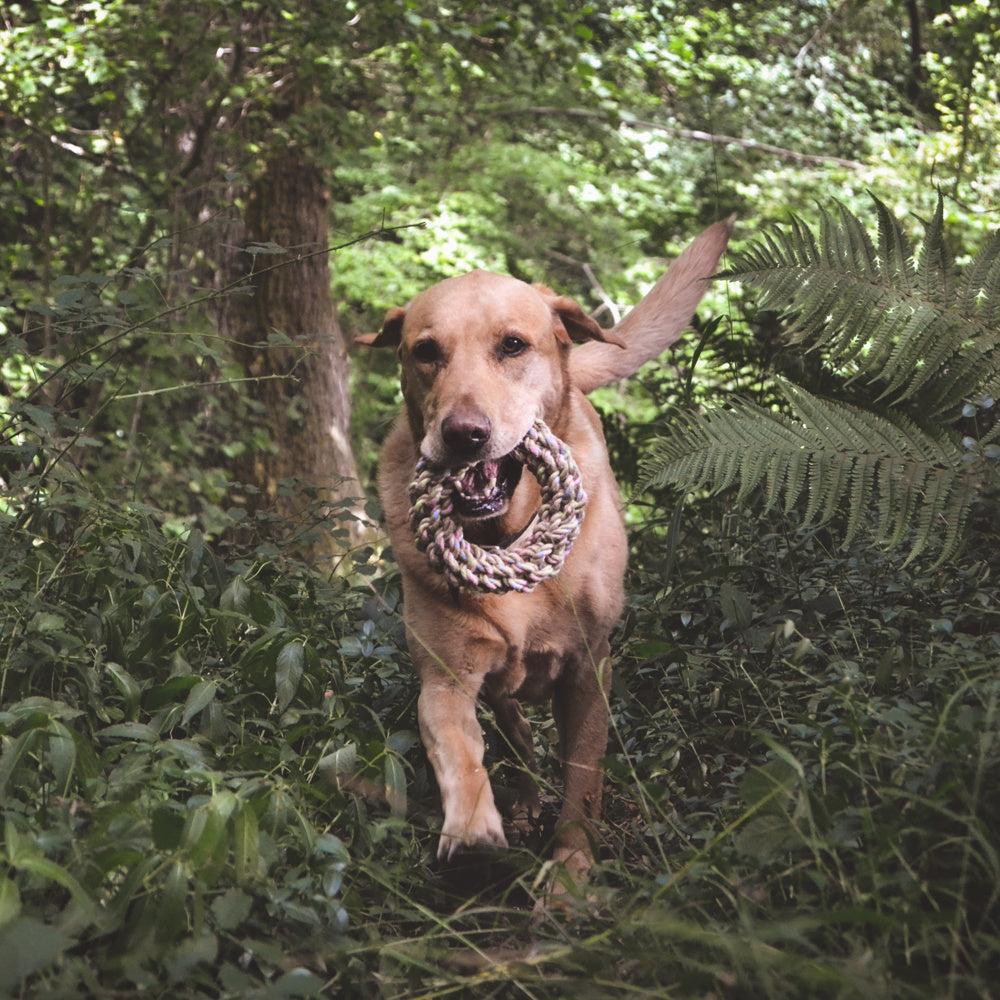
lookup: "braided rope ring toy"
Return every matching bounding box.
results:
[408,419,587,594]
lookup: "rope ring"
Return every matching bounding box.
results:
[408,419,587,594]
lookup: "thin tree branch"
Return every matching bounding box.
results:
[14,116,156,189]
[627,118,865,171]
[10,221,427,420]
[544,248,621,324]
[794,0,850,73]
[177,38,247,181]
[506,106,865,171]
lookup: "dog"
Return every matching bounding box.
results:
[358,218,733,886]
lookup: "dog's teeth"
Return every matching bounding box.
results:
[459,461,500,499]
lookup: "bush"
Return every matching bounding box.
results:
[0,471,421,995]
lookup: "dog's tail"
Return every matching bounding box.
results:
[570,216,735,395]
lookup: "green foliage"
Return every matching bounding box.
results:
[641,378,979,565]
[0,476,418,995]
[5,413,1000,996]
[922,0,1000,202]
[3,1,1000,996]
[725,198,1000,412]
[599,505,1000,998]
[639,196,1000,565]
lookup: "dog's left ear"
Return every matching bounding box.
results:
[534,287,625,348]
[355,306,406,348]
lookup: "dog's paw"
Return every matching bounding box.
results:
[549,843,594,882]
[438,805,508,860]
[531,847,600,921]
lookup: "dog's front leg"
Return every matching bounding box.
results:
[417,672,507,859]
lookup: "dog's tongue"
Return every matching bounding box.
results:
[459,460,500,500]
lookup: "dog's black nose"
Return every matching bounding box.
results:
[441,409,491,457]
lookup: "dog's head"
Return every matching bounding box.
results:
[358,271,621,520]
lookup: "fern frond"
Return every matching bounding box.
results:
[873,195,917,293]
[638,379,976,564]
[722,195,1000,415]
[916,196,955,305]
[959,228,1000,326]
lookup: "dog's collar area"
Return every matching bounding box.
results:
[496,510,541,549]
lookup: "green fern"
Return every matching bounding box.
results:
[640,196,999,564]
[639,377,977,563]
[724,196,1000,415]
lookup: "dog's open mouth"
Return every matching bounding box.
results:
[451,454,524,520]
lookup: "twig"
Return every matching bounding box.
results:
[627,118,865,171]
[508,106,865,171]
[10,221,426,420]
[114,373,292,400]
[795,0,851,70]
[544,249,621,324]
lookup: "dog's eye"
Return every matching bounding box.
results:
[411,340,441,365]
[500,335,529,357]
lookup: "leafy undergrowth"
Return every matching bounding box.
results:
[2,473,999,998]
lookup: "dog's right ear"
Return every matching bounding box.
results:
[356,306,406,348]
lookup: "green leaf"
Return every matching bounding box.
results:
[721,194,1000,415]
[6,849,97,921]
[220,575,251,615]
[244,241,287,256]
[211,789,239,823]
[158,862,189,944]
[106,662,142,719]
[0,877,21,927]
[0,918,73,992]
[185,802,233,876]
[233,805,262,883]
[0,731,39,805]
[313,832,350,865]
[210,888,252,931]
[143,674,200,711]
[44,721,76,795]
[29,610,66,633]
[639,377,976,565]
[733,812,801,858]
[740,758,800,809]
[318,743,358,783]
[181,679,217,727]
[263,968,325,997]
[164,931,218,983]
[98,722,159,742]
[152,807,185,851]
[275,641,305,713]
[719,583,754,632]
[383,753,407,818]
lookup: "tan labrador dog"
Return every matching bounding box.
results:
[359,218,733,884]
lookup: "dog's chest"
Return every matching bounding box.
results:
[512,646,569,703]
[489,603,591,704]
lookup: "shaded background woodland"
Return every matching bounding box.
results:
[2,2,1000,998]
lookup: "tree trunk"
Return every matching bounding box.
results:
[904,0,928,113]
[228,144,363,558]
